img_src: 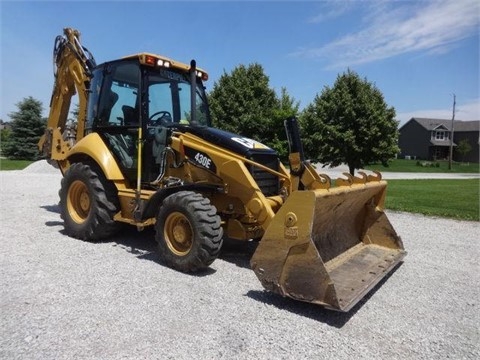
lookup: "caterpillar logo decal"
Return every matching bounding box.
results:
[231,137,270,150]
[184,147,217,173]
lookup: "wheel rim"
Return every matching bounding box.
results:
[67,180,91,224]
[164,212,193,256]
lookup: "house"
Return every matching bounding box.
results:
[398,117,479,163]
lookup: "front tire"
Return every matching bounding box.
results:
[155,191,223,272]
[59,162,120,241]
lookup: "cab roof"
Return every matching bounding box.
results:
[122,52,208,80]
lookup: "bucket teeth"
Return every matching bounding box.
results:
[334,170,382,187]
[354,172,368,184]
[367,170,382,182]
[336,173,354,186]
[318,173,332,188]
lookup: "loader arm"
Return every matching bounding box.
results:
[38,28,96,164]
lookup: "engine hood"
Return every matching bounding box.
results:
[177,125,277,157]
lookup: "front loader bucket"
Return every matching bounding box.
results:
[251,180,406,312]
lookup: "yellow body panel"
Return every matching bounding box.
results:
[65,133,125,180]
[169,132,286,233]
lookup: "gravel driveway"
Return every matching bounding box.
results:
[1,162,479,359]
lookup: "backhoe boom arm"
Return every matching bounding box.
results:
[38,28,95,162]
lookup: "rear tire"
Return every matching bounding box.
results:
[155,191,223,272]
[59,162,120,241]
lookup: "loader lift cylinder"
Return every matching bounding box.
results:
[285,117,306,179]
[190,60,197,126]
[285,117,305,162]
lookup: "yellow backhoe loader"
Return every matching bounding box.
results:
[39,28,406,312]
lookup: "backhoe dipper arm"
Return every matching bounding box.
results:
[38,28,96,162]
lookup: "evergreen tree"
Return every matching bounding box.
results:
[300,69,399,175]
[4,97,46,160]
[0,119,11,156]
[209,63,277,143]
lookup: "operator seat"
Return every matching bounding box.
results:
[122,105,138,126]
[99,90,119,124]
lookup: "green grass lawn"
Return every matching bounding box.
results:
[385,179,479,221]
[367,159,479,173]
[0,159,34,170]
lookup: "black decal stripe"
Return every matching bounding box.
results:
[184,146,217,173]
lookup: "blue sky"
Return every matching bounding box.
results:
[1,0,479,126]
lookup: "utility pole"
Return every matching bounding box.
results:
[448,94,456,170]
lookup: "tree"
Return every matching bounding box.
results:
[0,119,11,156]
[209,63,277,141]
[456,138,472,163]
[300,69,399,175]
[208,63,298,160]
[3,97,46,160]
[70,102,80,122]
[0,128,11,156]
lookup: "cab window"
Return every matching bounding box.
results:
[96,61,140,127]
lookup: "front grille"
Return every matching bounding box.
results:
[247,153,280,196]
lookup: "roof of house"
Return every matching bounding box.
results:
[430,140,457,147]
[405,117,480,132]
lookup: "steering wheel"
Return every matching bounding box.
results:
[148,111,172,126]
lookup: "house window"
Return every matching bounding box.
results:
[435,131,446,140]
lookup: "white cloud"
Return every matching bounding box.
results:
[396,98,480,126]
[293,0,480,68]
[307,1,352,23]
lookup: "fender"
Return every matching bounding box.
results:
[68,132,125,180]
[141,183,223,220]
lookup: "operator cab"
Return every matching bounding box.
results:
[86,54,210,184]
